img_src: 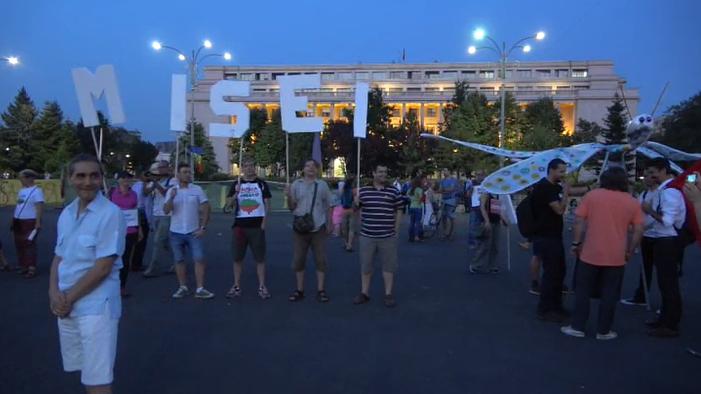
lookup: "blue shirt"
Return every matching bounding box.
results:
[55,193,126,318]
[441,177,458,205]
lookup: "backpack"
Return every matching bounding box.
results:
[656,189,695,248]
[516,194,537,238]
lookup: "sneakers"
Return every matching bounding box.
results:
[620,298,646,306]
[596,331,618,341]
[195,288,215,299]
[561,326,585,338]
[258,286,271,300]
[353,293,370,305]
[172,286,191,299]
[529,281,540,296]
[225,285,242,299]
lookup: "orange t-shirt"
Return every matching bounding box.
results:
[575,189,644,267]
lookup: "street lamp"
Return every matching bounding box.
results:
[151,38,232,175]
[3,56,20,66]
[468,28,546,164]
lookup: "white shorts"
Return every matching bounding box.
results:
[57,305,119,386]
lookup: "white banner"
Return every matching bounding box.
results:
[71,65,125,127]
[279,75,323,133]
[209,80,251,138]
[353,82,369,138]
[170,74,187,132]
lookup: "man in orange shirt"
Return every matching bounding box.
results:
[561,167,644,340]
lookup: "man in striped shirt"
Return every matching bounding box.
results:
[353,164,404,308]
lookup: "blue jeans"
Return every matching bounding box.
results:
[408,208,423,240]
[169,232,205,263]
[467,208,482,247]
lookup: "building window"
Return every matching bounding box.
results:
[287,72,300,75]
[556,69,569,78]
[390,71,406,79]
[479,86,495,90]
[408,71,419,79]
[239,73,255,81]
[372,72,388,79]
[391,107,401,117]
[443,87,455,92]
[480,71,495,79]
[338,72,353,80]
[272,73,285,80]
[519,86,533,90]
[321,109,331,117]
[572,69,588,78]
[461,70,477,79]
[573,85,589,89]
[321,72,335,81]
[425,71,440,79]
[426,107,437,117]
[505,70,513,79]
[424,87,439,92]
[336,87,352,92]
[556,86,570,90]
[517,69,532,78]
[252,88,267,92]
[356,72,369,80]
[406,87,421,92]
[388,87,403,93]
[442,71,458,80]
[536,69,551,77]
[224,73,237,80]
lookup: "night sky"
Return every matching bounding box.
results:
[1,0,699,142]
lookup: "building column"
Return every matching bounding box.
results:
[401,103,407,121]
[419,103,425,128]
[438,103,444,127]
[312,102,317,117]
[330,103,336,121]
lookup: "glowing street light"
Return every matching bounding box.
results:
[467,28,547,164]
[150,37,232,176]
[3,56,20,66]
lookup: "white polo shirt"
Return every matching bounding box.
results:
[55,193,126,318]
[151,177,174,217]
[14,186,44,219]
[165,183,208,234]
[647,178,687,238]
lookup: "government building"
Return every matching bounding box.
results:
[190,60,639,174]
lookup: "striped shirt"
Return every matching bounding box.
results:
[358,185,403,238]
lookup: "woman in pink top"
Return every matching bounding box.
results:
[561,167,644,340]
[109,171,143,297]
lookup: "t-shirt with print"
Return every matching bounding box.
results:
[166,183,208,234]
[14,186,44,219]
[227,178,272,228]
[291,179,333,232]
[531,177,564,238]
[576,189,644,266]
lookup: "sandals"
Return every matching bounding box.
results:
[225,285,242,299]
[316,290,330,303]
[288,290,305,302]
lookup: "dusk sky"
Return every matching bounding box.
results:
[2,0,699,142]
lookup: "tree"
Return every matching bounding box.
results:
[601,94,628,146]
[360,88,403,176]
[254,110,285,171]
[437,90,498,174]
[653,91,701,153]
[322,108,356,176]
[397,111,436,177]
[229,107,267,167]
[452,81,469,106]
[516,97,566,150]
[35,102,81,175]
[0,87,38,172]
[569,118,602,145]
[176,122,219,179]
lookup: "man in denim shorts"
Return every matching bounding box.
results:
[164,163,213,299]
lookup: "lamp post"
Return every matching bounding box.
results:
[468,29,545,165]
[151,39,231,176]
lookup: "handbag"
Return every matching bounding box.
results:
[293,181,318,233]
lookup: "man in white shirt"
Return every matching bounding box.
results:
[640,158,686,338]
[143,161,174,277]
[621,167,660,306]
[164,163,213,299]
[12,169,44,278]
[49,154,126,394]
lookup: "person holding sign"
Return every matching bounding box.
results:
[164,164,213,300]
[108,171,143,297]
[225,157,273,300]
[284,159,334,303]
[12,169,44,278]
[50,154,126,394]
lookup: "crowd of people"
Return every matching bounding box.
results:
[1,153,700,393]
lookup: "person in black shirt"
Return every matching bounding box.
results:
[224,158,272,300]
[531,158,572,322]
